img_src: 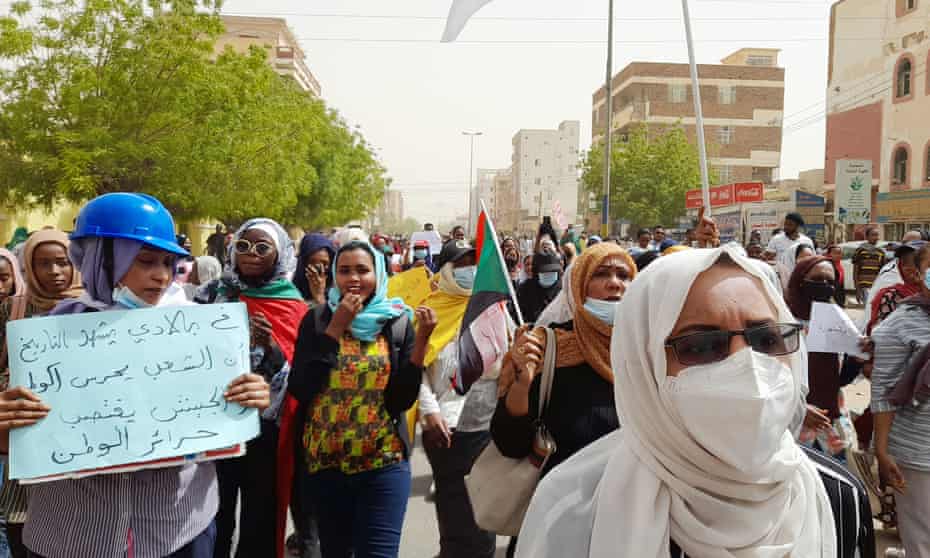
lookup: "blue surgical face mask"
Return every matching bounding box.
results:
[414,249,428,260]
[924,268,930,291]
[113,285,155,309]
[453,265,476,290]
[538,271,559,288]
[583,297,620,326]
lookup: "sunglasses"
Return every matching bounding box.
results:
[665,322,803,367]
[234,239,275,258]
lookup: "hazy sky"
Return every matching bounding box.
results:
[220,0,834,224]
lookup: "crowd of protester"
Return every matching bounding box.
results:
[0,194,927,557]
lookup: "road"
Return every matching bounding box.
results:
[399,438,510,558]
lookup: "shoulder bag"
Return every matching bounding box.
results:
[465,327,558,536]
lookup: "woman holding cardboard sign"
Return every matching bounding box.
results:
[0,193,271,558]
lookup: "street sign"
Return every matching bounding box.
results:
[835,159,872,224]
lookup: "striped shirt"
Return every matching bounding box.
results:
[670,447,875,558]
[871,303,930,471]
[23,463,217,558]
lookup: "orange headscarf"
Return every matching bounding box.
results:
[554,242,636,382]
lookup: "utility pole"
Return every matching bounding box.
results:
[601,0,614,238]
[463,131,483,235]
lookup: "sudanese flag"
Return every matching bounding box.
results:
[454,209,518,394]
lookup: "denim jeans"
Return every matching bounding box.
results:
[303,461,411,558]
[423,430,496,558]
[26,521,216,558]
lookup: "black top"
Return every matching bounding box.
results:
[671,447,875,558]
[491,322,618,477]
[287,305,423,457]
[516,278,562,325]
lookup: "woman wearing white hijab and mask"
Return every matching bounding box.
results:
[515,245,874,558]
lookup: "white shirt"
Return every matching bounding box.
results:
[767,232,813,260]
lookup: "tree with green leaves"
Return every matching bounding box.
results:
[0,0,387,227]
[581,123,714,231]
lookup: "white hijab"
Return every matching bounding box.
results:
[516,245,835,558]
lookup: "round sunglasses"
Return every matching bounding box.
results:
[234,239,275,257]
[665,322,803,367]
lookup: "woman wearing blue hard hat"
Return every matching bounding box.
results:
[0,193,271,558]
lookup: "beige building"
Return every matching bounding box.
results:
[374,189,404,229]
[592,48,785,186]
[217,15,321,96]
[825,0,930,238]
[512,121,581,235]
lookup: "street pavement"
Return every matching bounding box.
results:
[399,438,510,558]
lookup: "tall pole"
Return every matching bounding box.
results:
[681,0,712,214]
[463,131,482,235]
[601,0,614,238]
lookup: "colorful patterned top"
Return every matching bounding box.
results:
[303,334,405,475]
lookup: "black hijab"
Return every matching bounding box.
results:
[517,252,563,324]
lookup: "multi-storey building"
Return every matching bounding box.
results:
[825,0,930,237]
[511,121,581,234]
[592,48,785,187]
[217,16,321,96]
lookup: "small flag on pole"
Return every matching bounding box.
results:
[441,0,493,43]
[454,204,520,394]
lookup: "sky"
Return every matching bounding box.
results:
[219,0,836,224]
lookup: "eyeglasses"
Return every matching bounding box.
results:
[665,322,803,367]
[234,239,275,258]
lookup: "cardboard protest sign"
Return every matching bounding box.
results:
[6,303,259,481]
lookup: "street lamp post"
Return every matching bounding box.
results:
[463,131,483,235]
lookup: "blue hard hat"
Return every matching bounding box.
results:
[71,193,189,257]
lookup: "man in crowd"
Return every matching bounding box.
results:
[651,226,667,249]
[629,228,652,258]
[206,224,227,266]
[766,213,812,260]
[853,226,886,305]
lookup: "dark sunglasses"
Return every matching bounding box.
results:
[665,322,803,367]
[234,239,275,257]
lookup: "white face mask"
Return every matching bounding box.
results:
[583,297,620,325]
[112,285,154,309]
[662,348,796,473]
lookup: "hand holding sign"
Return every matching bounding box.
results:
[806,301,869,359]
[5,303,261,481]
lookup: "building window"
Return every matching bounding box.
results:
[714,165,732,184]
[746,55,774,66]
[534,159,541,167]
[925,143,930,184]
[718,86,736,105]
[668,84,687,103]
[752,167,774,183]
[893,145,909,186]
[717,126,734,145]
[534,178,542,185]
[896,57,913,98]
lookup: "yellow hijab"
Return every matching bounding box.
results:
[420,263,470,367]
